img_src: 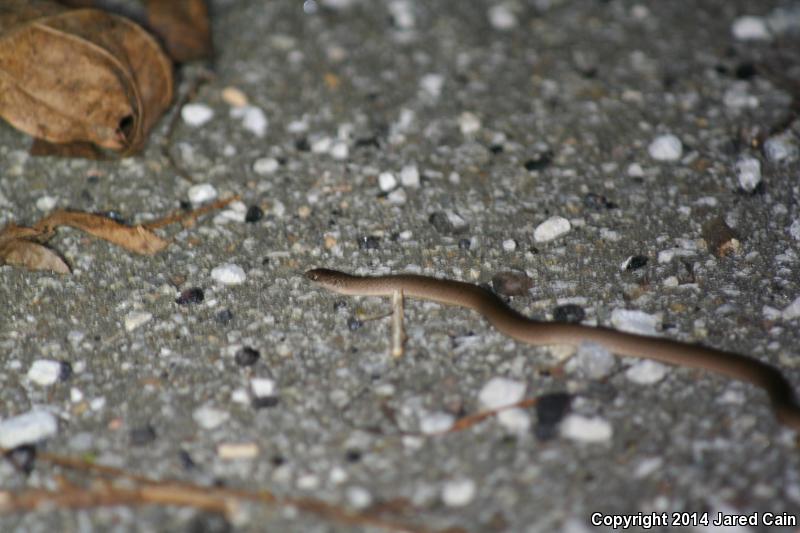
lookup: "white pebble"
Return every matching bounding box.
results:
[419,412,455,434]
[735,157,761,192]
[36,195,57,211]
[627,162,644,177]
[124,311,152,332]
[419,73,444,99]
[211,264,246,285]
[388,0,415,29]
[732,16,771,40]
[400,164,420,187]
[790,219,800,241]
[253,157,279,175]
[70,387,84,403]
[634,457,663,478]
[764,133,798,164]
[441,478,476,507]
[378,171,398,191]
[330,140,349,160]
[478,377,526,409]
[497,408,531,433]
[783,296,800,320]
[387,188,408,205]
[27,360,62,386]
[0,410,58,448]
[90,397,106,410]
[625,360,668,384]
[311,136,332,154]
[648,134,682,161]
[346,486,373,509]
[187,183,218,205]
[565,342,616,379]
[610,309,659,336]
[560,414,613,443]
[250,377,276,398]
[181,103,214,126]
[458,112,481,135]
[231,105,268,137]
[488,4,517,30]
[533,216,571,242]
[193,405,229,429]
[502,239,517,252]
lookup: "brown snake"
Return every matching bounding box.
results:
[306,268,800,430]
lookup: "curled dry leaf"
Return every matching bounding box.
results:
[144,0,212,62]
[0,0,173,155]
[0,224,70,273]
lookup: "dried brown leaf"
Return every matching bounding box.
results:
[144,0,211,62]
[0,233,70,273]
[35,211,168,255]
[0,0,173,155]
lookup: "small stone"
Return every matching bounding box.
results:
[193,405,229,429]
[622,255,648,271]
[387,188,407,205]
[523,151,554,171]
[251,396,280,409]
[330,141,349,160]
[358,235,380,250]
[70,388,83,402]
[346,486,373,509]
[221,87,249,107]
[429,210,469,234]
[6,445,37,474]
[782,296,800,320]
[211,264,246,285]
[501,239,517,252]
[378,172,398,192]
[215,309,234,324]
[420,73,444,99]
[442,478,476,507]
[626,360,669,384]
[176,287,204,305]
[610,309,659,336]
[458,112,481,135]
[553,304,585,324]
[763,133,798,164]
[36,195,57,211]
[535,392,572,441]
[488,4,517,30]
[253,157,279,175]
[419,412,455,435]
[566,343,615,379]
[188,183,217,205]
[245,205,263,223]
[27,360,64,386]
[181,103,214,126]
[560,414,613,443]
[491,271,533,296]
[0,410,58,448]
[735,157,762,192]
[497,408,531,433]
[400,164,420,187]
[250,377,275,398]
[648,134,682,161]
[231,105,268,137]
[129,424,157,446]
[217,442,259,459]
[478,377,526,409]
[124,311,152,332]
[235,346,260,366]
[703,217,740,257]
[583,192,617,210]
[533,216,571,243]
[732,16,771,41]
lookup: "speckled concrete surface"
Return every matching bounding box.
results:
[2,1,800,532]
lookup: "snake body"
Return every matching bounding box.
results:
[306,268,800,430]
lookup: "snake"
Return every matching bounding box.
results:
[305,268,800,430]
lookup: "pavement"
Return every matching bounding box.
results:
[2,0,800,532]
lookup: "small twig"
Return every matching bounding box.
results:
[144,195,239,230]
